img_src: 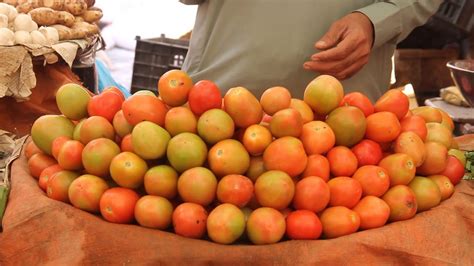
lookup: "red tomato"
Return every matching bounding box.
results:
[188,80,222,116]
[286,210,322,240]
[99,187,140,224]
[88,91,124,122]
[28,153,57,179]
[438,155,465,185]
[51,136,71,160]
[103,86,125,101]
[340,92,374,117]
[172,202,208,239]
[351,139,383,166]
[38,164,63,191]
[25,141,43,159]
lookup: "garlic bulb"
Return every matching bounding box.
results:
[14,30,32,45]
[0,27,15,46]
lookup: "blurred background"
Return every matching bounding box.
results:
[95,0,197,89]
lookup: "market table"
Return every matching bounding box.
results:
[0,147,473,265]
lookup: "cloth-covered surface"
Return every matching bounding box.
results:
[0,149,473,265]
[0,40,89,101]
[0,63,82,137]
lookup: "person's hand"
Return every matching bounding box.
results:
[304,12,374,80]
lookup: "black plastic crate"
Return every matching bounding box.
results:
[430,0,474,36]
[131,35,189,94]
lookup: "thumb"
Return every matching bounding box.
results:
[315,23,345,50]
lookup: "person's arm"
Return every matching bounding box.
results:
[357,0,443,48]
[304,0,443,80]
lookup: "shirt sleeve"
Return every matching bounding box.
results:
[179,0,204,4]
[356,0,443,48]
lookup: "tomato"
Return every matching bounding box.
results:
[242,124,273,156]
[157,70,193,107]
[122,95,168,126]
[28,153,57,179]
[103,86,125,101]
[351,139,383,166]
[100,187,139,224]
[88,91,124,122]
[51,136,71,160]
[135,195,174,229]
[327,146,358,177]
[172,202,208,239]
[216,174,254,208]
[109,152,148,189]
[25,141,43,159]
[120,134,134,152]
[438,155,465,185]
[188,80,222,116]
[286,210,322,240]
[340,92,374,117]
[38,164,63,191]
[57,140,84,171]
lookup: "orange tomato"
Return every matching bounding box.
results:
[28,153,57,179]
[109,152,148,189]
[25,141,43,159]
[327,176,362,208]
[260,86,292,116]
[158,70,193,107]
[300,121,335,155]
[352,165,390,197]
[242,124,273,156]
[340,92,374,117]
[327,146,358,177]
[365,111,401,143]
[320,206,360,239]
[122,95,168,126]
[301,154,330,181]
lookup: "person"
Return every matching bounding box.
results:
[179,0,443,101]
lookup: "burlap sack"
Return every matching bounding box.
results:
[0,149,473,265]
[0,63,82,137]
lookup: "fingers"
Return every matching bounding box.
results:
[303,43,369,80]
[312,32,360,61]
[314,22,346,50]
[333,57,368,80]
[304,48,359,73]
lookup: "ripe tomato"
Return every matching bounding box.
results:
[88,91,124,122]
[327,146,358,177]
[28,153,57,179]
[340,92,374,117]
[51,136,71,160]
[188,80,222,116]
[100,187,140,224]
[25,141,43,159]
[157,70,193,107]
[351,139,383,166]
[242,124,273,156]
[135,195,174,229]
[286,210,322,240]
[103,86,125,101]
[57,140,84,171]
[320,206,360,239]
[172,202,208,239]
[109,152,148,189]
[438,155,465,185]
[122,95,168,126]
[38,164,63,191]
[120,134,134,152]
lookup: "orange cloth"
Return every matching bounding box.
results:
[1,149,473,265]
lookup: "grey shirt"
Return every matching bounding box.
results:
[180,0,442,101]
